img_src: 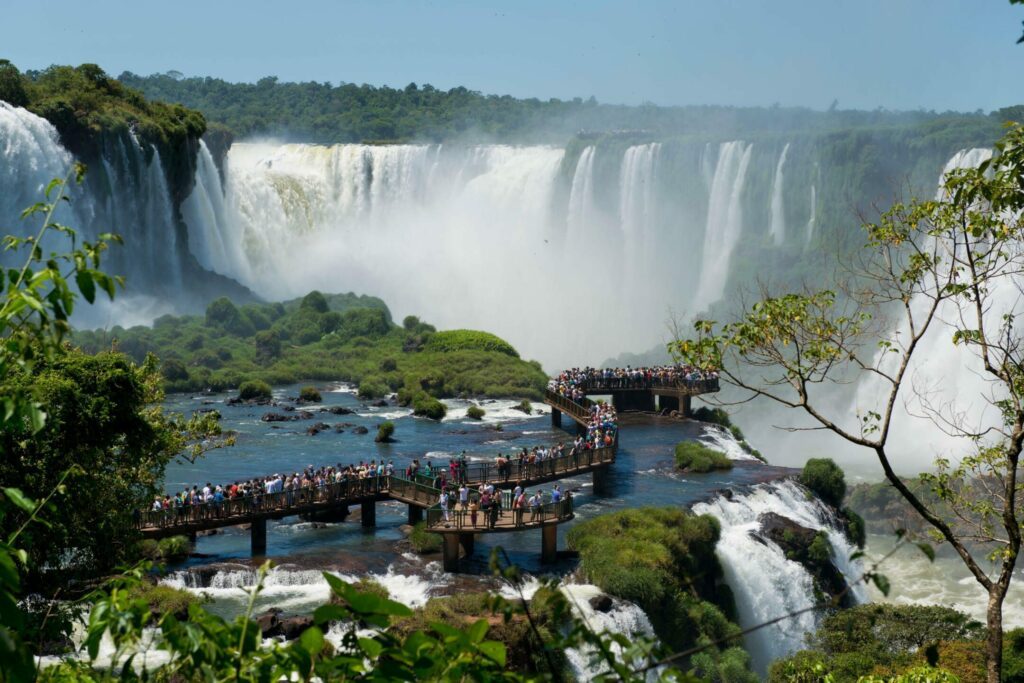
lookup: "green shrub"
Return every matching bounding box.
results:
[674,441,733,472]
[358,376,389,399]
[129,583,205,619]
[413,394,447,420]
[205,297,254,336]
[137,539,160,561]
[409,521,442,553]
[379,356,398,372]
[156,535,191,561]
[425,330,519,357]
[692,406,733,427]
[842,506,866,548]
[515,399,533,415]
[300,290,330,314]
[466,405,486,420]
[298,385,322,402]
[800,458,846,508]
[376,421,395,443]
[161,358,189,382]
[238,379,272,401]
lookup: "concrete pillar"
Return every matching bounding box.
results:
[251,518,267,556]
[541,524,558,564]
[442,534,461,572]
[682,395,692,417]
[593,466,612,496]
[658,394,680,413]
[551,408,562,428]
[187,531,198,546]
[459,533,475,557]
[408,504,423,525]
[361,501,376,528]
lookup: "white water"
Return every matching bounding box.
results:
[769,143,790,245]
[161,561,449,616]
[696,424,760,461]
[805,184,817,245]
[849,147,999,473]
[692,479,865,675]
[566,145,596,245]
[694,141,753,311]
[561,583,661,681]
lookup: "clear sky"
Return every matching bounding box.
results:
[3,0,1022,112]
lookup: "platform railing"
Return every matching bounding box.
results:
[136,475,390,530]
[543,389,593,423]
[564,376,720,394]
[405,442,615,489]
[425,495,574,531]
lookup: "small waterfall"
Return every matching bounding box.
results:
[566,146,596,243]
[694,141,753,311]
[805,184,817,245]
[182,140,251,281]
[692,479,864,675]
[618,143,661,315]
[561,584,661,681]
[769,143,790,245]
[696,424,761,461]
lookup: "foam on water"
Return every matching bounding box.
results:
[697,424,760,461]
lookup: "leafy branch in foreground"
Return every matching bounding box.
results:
[1,165,122,434]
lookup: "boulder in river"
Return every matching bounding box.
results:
[588,593,614,613]
[757,512,851,607]
[352,425,369,435]
[306,422,332,436]
[323,406,354,415]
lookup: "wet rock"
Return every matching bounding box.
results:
[757,512,851,607]
[278,616,315,640]
[371,399,388,408]
[306,422,332,436]
[262,412,296,422]
[589,593,614,613]
[352,426,369,435]
[323,406,353,415]
[255,608,282,636]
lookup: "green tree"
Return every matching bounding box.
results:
[672,123,1024,683]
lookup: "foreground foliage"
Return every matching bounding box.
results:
[767,603,1024,683]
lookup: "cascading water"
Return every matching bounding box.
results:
[618,143,661,321]
[769,143,790,245]
[849,147,999,470]
[805,184,817,245]
[566,145,596,245]
[694,141,753,311]
[692,479,864,676]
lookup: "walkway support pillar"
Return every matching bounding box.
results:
[361,501,376,528]
[443,534,461,572]
[459,533,475,557]
[541,524,557,564]
[251,518,267,556]
[593,465,612,496]
[682,395,692,418]
[658,394,680,413]
[551,408,562,428]
[408,504,423,525]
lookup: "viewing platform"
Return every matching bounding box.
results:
[135,430,614,569]
[545,376,719,420]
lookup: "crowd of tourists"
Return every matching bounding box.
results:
[550,364,719,395]
[433,479,570,529]
[149,460,395,513]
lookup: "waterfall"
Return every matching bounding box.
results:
[182,140,251,281]
[618,143,661,314]
[850,147,999,471]
[805,184,817,245]
[769,143,790,245]
[561,584,661,681]
[566,146,596,244]
[694,141,753,311]
[692,479,865,676]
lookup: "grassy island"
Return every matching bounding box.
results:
[73,291,548,400]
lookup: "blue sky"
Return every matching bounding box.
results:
[3,0,1022,112]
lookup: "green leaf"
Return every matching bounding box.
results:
[2,488,36,514]
[916,542,936,562]
[358,636,383,659]
[299,625,324,654]
[871,573,891,597]
[76,270,96,304]
[467,618,488,643]
[477,640,506,666]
